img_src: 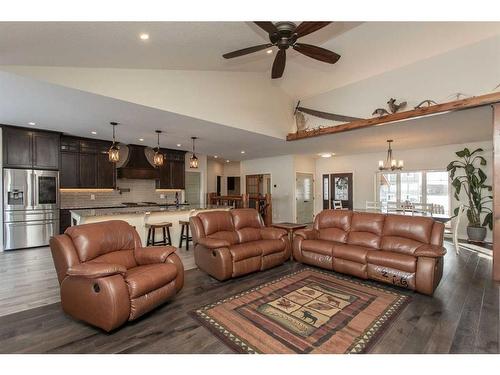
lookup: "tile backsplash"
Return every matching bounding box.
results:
[60,179,181,209]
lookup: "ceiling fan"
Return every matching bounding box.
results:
[223,22,340,79]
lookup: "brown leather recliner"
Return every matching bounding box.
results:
[190,208,290,280]
[293,210,446,295]
[50,220,184,331]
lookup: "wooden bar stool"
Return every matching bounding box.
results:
[179,220,192,250]
[146,222,172,247]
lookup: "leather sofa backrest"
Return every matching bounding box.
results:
[381,215,434,255]
[231,209,264,243]
[65,220,141,263]
[196,210,239,245]
[347,212,385,249]
[314,210,352,243]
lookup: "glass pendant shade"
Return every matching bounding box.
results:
[108,122,120,163]
[153,130,164,167]
[189,136,199,169]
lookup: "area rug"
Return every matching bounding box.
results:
[191,268,410,354]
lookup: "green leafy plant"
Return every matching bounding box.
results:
[447,148,493,229]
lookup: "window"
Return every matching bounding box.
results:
[377,170,450,214]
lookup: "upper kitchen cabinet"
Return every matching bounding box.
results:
[60,136,116,189]
[156,149,186,190]
[2,126,60,170]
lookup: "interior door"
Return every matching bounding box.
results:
[296,173,314,224]
[330,173,353,210]
[185,171,201,205]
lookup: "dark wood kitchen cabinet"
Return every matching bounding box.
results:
[2,126,60,169]
[60,136,115,189]
[156,150,186,190]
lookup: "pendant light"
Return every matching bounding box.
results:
[378,140,403,171]
[153,130,164,167]
[189,136,199,169]
[108,122,120,163]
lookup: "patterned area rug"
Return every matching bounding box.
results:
[191,268,410,354]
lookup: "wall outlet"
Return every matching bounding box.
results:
[90,194,96,200]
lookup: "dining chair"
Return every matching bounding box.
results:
[332,200,343,210]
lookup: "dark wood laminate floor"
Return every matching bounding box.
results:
[0,243,498,354]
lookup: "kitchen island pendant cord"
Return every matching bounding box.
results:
[108,121,120,163]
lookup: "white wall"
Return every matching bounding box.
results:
[206,159,241,196]
[314,141,494,241]
[240,155,295,223]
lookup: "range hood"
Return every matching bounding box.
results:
[117,144,159,179]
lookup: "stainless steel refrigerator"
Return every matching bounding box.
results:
[3,168,59,250]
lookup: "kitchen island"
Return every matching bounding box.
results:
[70,205,230,247]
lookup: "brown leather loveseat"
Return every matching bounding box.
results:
[293,210,446,295]
[190,208,290,280]
[50,220,184,331]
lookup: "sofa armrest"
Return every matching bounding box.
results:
[294,228,317,240]
[414,244,447,258]
[66,263,127,279]
[135,246,177,265]
[261,227,287,240]
[198,237,230,249]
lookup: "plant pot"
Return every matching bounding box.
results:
[466,226,487,242]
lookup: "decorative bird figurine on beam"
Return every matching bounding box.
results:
[372,108,390,117]
[414,99,438,109]
[387,98,407,114]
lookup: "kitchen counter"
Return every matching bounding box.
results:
[69,204,231,247]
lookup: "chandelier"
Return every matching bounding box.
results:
[378,140,403,171]
[153,130,164,167]
[108,122,120,163]
[189,136,199,169]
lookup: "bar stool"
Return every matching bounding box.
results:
[179,220,192,250]
[146,222,172,247]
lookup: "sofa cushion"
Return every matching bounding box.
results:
[237,227,262,243]
[314,210,352,231]
[347,212,385,249]
[381,236,425,256]
[125,263,178,298]
[198,211,234,236]
[366,250,417,273]
[257,239,286,256]
[318,228,348,243]
[207,231,239,246]
[332,244,372,264]
[301,239,335,256]
[229,242,262,261]
[383,215,434,244]
[231,208,263,230]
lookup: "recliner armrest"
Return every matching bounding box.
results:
[294,228,317,240]
[414,244,447,258]
[260,227,287,240]
[198,237,230,249]
[66,263,127,279]
[135,246,177,265]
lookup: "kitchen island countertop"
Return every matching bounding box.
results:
[70,204,225,218]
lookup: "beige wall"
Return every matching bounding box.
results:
[206,159,241,196]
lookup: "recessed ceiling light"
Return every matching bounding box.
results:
[139,33,149,40]
[226,160,230,163]
[241,151,245,154]
[266,49,273,54]
[91,131,97,135]
[28,122,36,126]
[177,144,182,147]
[214,155,218,159]
[139,138,144,142]
[319,153,335,158]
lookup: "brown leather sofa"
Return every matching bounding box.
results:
[50,220,184,331]
[190,208,290,280]
[293,210,446,295]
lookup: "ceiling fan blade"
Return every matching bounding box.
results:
[254,22,278,34]
[297,106,363,122]
[293,43,340,64]
[223,43,273,59]
[295,22,331,38]
[271,49,286,79]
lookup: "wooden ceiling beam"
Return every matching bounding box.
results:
[286,91,500,141]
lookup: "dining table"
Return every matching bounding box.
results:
[354,208,452,223]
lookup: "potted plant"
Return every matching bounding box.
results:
[447,147,493,242]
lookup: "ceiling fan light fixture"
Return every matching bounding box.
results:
[108,122,120,163]
[189,136,199,169]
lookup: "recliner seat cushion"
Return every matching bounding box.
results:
[381,236,425,256]
[207,231,239,246]
[366,250,416,273]
[256,239,285,255]
[236,227,262,243]
[332,244,372,264]
[229,242,262,261]
[125,263,178,298]
[301,239,335,256]
[89,249,137,269]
